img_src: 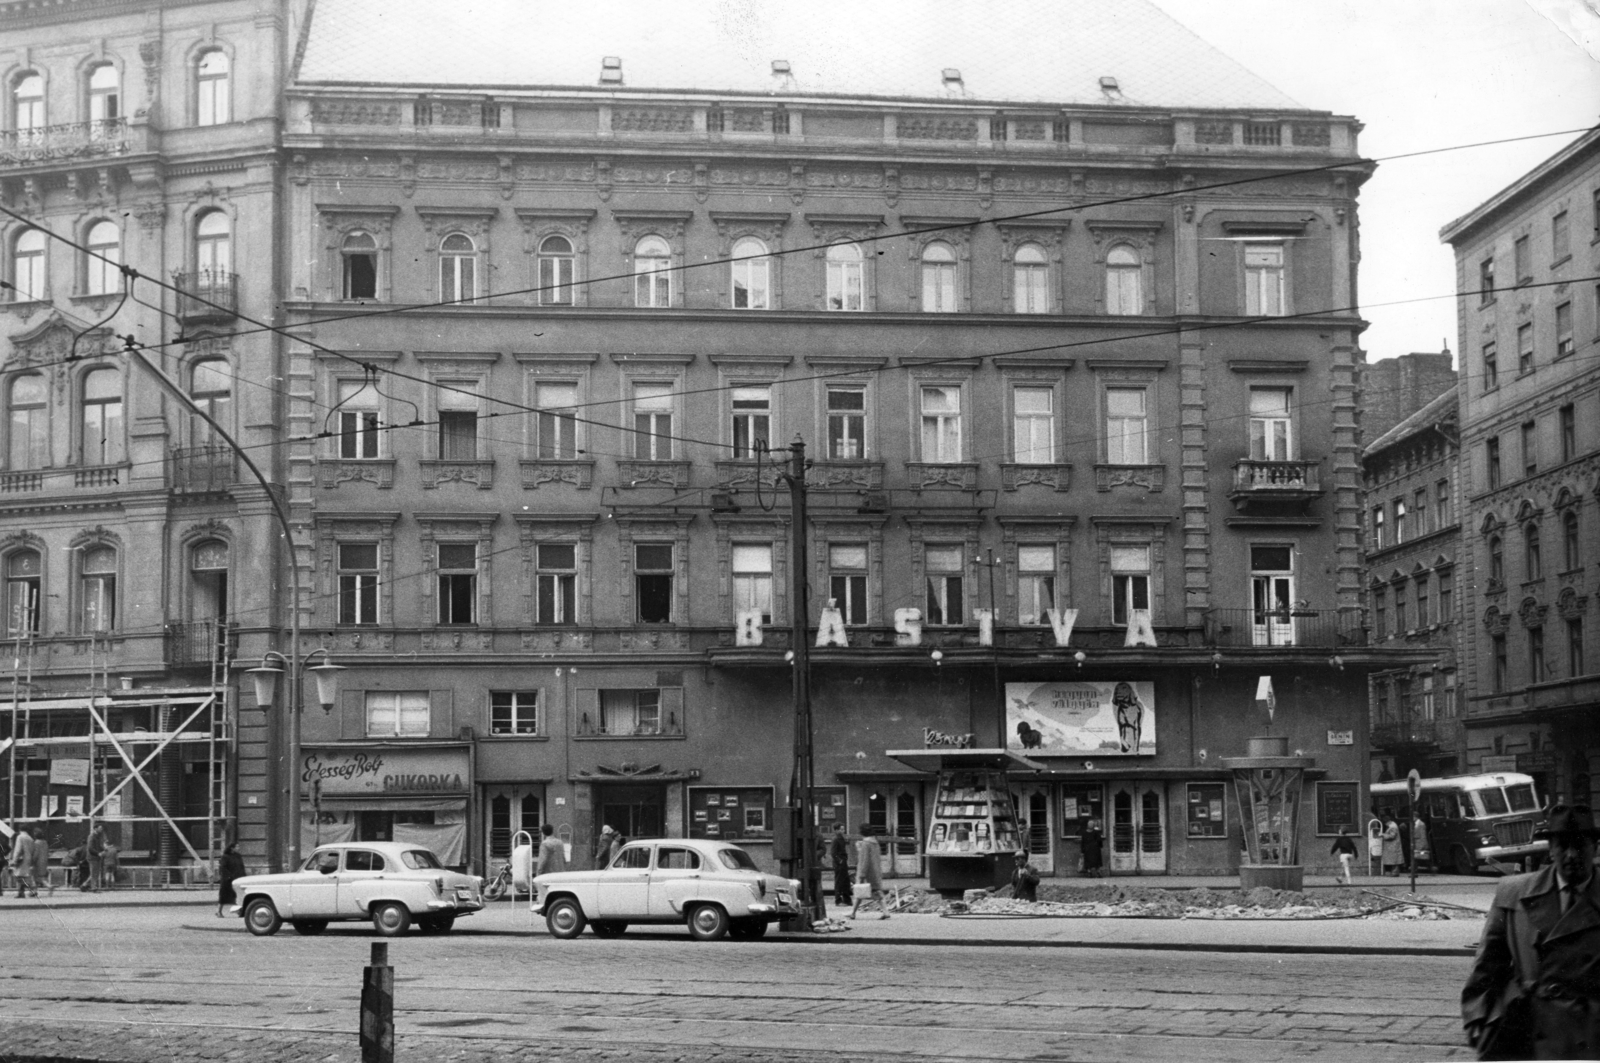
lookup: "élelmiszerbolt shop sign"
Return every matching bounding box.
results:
[300,747,470,796]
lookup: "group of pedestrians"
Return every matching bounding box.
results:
[4,827,49,897]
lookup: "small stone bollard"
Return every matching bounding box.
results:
[361,941,394,1063]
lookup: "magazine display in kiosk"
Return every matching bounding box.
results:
[887,748,1043,893]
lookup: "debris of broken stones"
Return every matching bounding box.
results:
[897,883,1476,920]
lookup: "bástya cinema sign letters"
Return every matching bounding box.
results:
[301,748,469,796]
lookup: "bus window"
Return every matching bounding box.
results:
[1505,784,1537,812]
[1458,794,1476,819]
[1476,789,1510,816]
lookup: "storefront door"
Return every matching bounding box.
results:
[1012,783,1053,871]
[865,784,922,876]
[1109,781,1167,874]
[597,784,665,844]
[483,785,542,875]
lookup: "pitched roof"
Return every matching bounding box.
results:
[1363,384,1459,459]
[296,0,1306,111]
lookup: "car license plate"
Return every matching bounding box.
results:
[775,890,792,905]
[455,888,474,901]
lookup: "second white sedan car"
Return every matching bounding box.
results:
[233,842,484,937]
[532,838,801,940]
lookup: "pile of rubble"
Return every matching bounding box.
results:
[935,883,1478,921]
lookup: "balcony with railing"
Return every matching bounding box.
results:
[174,271,238,322]
[1228,459,1324,512]
[1202,607,1367,649]
[0,119,130,167]
[169,444,237,492]
[166,619,235,669]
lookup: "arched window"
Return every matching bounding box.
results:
[196,49,230,126]
[13,73,44,136]
[81,367,124,466]
[190,358,232,444]
[1525,523,1542,581]
[1489,535,1504,583]
[633,235,672,308]
[920,241,957,313]
[87,64,119,124]
[825,243,863,311]
[1106,244,1142,315]
[342,231,377,300]
[79,545,116,633]
[5,549,41,636]
[195,211,231,289]
[8,374,46,468]
[1566,509,1582,571]
[12,228,45,301]
[537,235,574,306]
[439,232,476,304]
[730,236,770,310]
[85,220,121,295]
[1013,243,1049,314]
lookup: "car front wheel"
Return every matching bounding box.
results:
[687,904,730,941]
[545,897,587,940]
[729,918,768,940]
[291,919,328,936]
[372,902,412,937]
[244,898,282,937]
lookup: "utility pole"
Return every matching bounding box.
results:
[784,436,823,923]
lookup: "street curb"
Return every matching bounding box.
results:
[771,934,1475,957]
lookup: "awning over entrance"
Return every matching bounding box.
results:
[886,748,1045,774]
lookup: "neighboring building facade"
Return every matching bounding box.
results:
[271,0,1424,880]
[1361,348,1456,443]
[0,0,307,874]
[1443,126,1600,805]
[1362,380,1462,781]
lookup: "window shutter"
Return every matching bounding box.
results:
[659,686,684,735]
[575,687,597,735]
[429,689,453,738]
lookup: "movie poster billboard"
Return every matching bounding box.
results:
[1005,681,1156,756]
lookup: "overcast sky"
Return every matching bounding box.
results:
[1152,0,1600,364]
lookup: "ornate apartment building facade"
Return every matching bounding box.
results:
[1444,126,1600,806]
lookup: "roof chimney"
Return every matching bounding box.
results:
[942,68,964,97]
[1099,75,1121,98]
[600,56,623,85]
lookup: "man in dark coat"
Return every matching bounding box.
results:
[1010,849,1040,902]
[1462,804,1600,1059]
[827,825,851,907]
[1080,820,1105,878]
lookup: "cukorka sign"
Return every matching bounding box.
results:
[301,747,469,796]
[1006,681,1156,756]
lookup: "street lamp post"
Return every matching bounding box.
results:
[247,650,345,869]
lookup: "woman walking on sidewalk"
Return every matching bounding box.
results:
[1330,826,1358,885]
[216,843,245,918]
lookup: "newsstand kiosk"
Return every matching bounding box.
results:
[887,748,1044,894]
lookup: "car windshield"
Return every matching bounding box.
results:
[716,848,758,871]
[1476,789,1511,816]
[1506,784,1538,811]
[399,850,442,870]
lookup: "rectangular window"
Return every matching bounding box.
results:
[1373,587,1387,640]
[1518,323,1534,374]
[1416,574,1430,628]
[1392,581,1407,635]
[826,387,866,460]
[1482,342,1498,390]
[1248,387,1293,461]
[1522,420,1538,477]
[80,551,116,633]
[1438,569,1453,623]
[1437,479,1453,526]
[1442,671,1458,717]
[924,544,964,626]
[1570,616,1585,677]
[1017,544,1056,626]
[1394,499,1408,544]
[338,543,379,625]
[1562,404,1577,462]
[633,382,674,461]
[535,382,578,460]
[1372,506,1386,549]
[337,379,381,459]
[1487,437,1501,490]
[1243,242,1284,316]
[1514,234,1531,284]
[600,689,662,736]
[635,542,673,623]
[1105,387,1148,464]
[1490,634,1507,688]
[828,543,868,626]
[490,691,539,736]
[1012,386,1053,464]
[1415,488,1429,535]
[366,691,430,737]
[1186,782,1227,838]
[1479,256,1496,303]
[1553,210,1570,261]
[1556,302,1574,359]
[731,543,773,624]
[535,543,576,625]
[1250,544,1295,645]
[1530,625,1546,683]
[731,386,771,459]
[436,542,477,625]
[1059,784,1104,838]
[437,383,479,460]
[919,385,962,462]
[1110,544,1150,626]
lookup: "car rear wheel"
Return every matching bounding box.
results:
[372,902,412,937]
[729,918,768,940]
[687,904,730,941]
[1451,845,1476,875]
[590,920,627,938]
[291,919,328,936]
[244,898,281,937]
[545,897,586,939]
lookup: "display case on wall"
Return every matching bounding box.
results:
[688,786,774,843]
[888,748,1042,893]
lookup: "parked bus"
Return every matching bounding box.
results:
[1370,772,1547,874]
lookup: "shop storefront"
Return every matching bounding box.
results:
[300,742,472,867]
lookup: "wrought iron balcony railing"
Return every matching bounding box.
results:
[169,444,237,492]
[1202,607,1367,649]
[173,271,238,322]
[0,119,128,166]
[165,619,235,668]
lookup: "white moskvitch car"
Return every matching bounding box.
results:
[532,839,801,940]
[232,842,484,937]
